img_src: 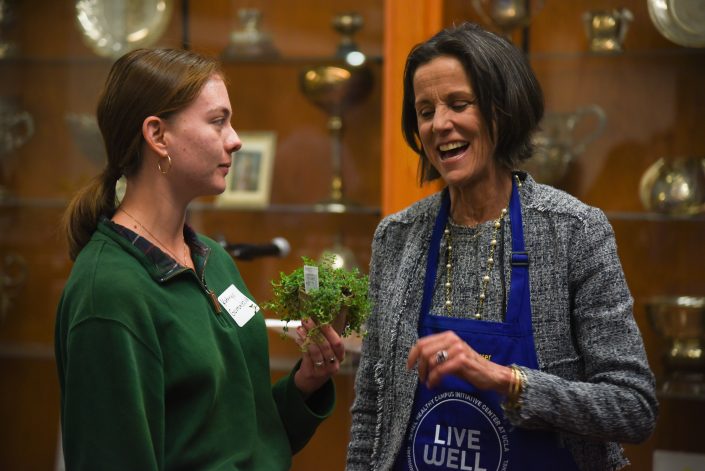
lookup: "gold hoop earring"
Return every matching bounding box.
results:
[157,154,172,175]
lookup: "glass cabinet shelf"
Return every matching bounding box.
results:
[0,196,68,209]
[528,47,705,62]
[222,54,383,65]
[606,211,705,222]
[190,201,381,215]
[0,196,381,216]
[0,56,114,66]
[7,198,705,221]
[0,55,385,66]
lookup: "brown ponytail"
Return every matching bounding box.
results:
[62,168,118,260]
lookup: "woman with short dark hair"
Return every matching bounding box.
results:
[347,23,657,471]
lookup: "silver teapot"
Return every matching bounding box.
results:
[522,104,607,185]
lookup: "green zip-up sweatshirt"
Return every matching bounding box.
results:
[56,220,334,470]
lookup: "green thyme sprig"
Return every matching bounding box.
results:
[263,255,371,340]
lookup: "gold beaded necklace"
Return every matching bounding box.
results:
[118,207,190,267]
[443,207,508,320]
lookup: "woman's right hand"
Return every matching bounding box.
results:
[292,318,345,397]
[407,330,514,395]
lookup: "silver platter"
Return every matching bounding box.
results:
[75,0,174,58]
[648,0,705,48]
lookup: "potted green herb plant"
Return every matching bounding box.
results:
[263,255,371,345]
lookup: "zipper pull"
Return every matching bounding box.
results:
[208,290,222,314]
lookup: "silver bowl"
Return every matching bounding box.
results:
[639,156,705,216]
[646,296,705,398]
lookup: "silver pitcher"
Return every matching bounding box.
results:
[522,104,607,185]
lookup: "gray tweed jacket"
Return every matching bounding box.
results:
[346,174,657,471]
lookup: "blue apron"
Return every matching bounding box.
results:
[394,179,578,471]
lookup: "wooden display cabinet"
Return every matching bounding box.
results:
[2,0,704,470]
[0,1,382,469]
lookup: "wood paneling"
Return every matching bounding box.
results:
[0,356,60,470]
[381,0,445,217]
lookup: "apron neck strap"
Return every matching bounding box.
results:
[505,176,530,325]
[509,178,526,257]
[420,188,450,316]
[420,175,528,324]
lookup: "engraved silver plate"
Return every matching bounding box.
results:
[648,0,705,48]
[75,0,174,58]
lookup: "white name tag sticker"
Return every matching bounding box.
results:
[217,284,259,327]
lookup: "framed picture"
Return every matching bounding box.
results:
[217,131,276,208]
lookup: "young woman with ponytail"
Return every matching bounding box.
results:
[56,48,343,470]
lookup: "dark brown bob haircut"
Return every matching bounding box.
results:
[401,22,544,184]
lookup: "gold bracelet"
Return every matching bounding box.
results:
[515,366,522,395]
[508,366,518,397]
[506,365,526,408]
[507,366,515,398]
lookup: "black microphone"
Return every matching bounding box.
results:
[222,237,291,261]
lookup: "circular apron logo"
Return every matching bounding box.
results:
[405,391,509,471]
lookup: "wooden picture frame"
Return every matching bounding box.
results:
[216,131,276,208]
